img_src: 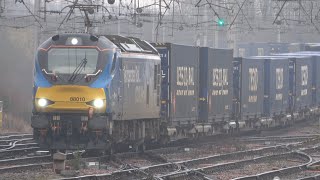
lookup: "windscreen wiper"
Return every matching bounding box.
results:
[68,56,87,83]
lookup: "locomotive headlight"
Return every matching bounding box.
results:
[37,98,54,108]
[93,99,104,108]
[38,98,48,107]
[71,38,78,45]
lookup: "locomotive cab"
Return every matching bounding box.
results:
[32,34,119,150]
[32,33,162,152]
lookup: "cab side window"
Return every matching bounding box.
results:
[111,53,117,74]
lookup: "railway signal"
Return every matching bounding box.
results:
[218,19,225,27]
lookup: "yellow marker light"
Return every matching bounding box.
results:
[71,38,78,45]
[38,98,48,107]
[93,99,104,108]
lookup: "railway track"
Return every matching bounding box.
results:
[0,146,40,157]
[238,134,320,142]
[0,142,285,179]
[234,147,320,180]
[55,136,320,180]
[0,133,319,179]
[0,142,38,151]
[54,150,309,180]
[0,137,34,145]
[0,134,33,140]
[0,133,40,161]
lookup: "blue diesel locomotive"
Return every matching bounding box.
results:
[32,33,162,151]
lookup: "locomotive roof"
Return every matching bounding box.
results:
[102,35,158,54]
[38,33,117,51]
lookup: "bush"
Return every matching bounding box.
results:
[2,112,31,133]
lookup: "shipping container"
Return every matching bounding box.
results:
[280,52,320,107]
[153,43,199,126]
[264,57,290,117]
[198,48,233,123]
[287,43,320,53]
[233,57,265,120]
[269,54,313,112]
[291,56,313,111]
[236,43,252,57]
[250,57,290,117]
[299,52,320,107]
[288,43,307,52]
[305,43,320,51]
[237,42,289,57]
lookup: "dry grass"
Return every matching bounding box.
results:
[1,112,32,133]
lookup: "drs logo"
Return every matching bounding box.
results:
[249,68,258,91]
[276,68,284,90]
[301,66,308,86]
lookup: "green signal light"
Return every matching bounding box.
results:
[218,19,225,26]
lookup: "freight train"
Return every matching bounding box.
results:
[31,33,320,152]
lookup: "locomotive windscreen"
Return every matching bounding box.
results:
[47,48,98,75]
[37,47,109,85]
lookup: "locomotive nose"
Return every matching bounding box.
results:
[34,85,107,113]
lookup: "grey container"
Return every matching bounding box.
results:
[198,48,233,123]
[235,57,265,120]
[153,43,199,126]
